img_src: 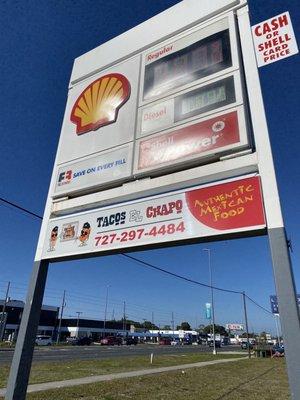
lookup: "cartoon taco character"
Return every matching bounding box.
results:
[79,222,91,246]
[49,226,58,251]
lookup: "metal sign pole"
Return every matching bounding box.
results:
[4,260,49,400]
[237,7,300,398]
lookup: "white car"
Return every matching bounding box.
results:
[35,335,52,346]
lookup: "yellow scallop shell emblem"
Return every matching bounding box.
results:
[70,73,131,135]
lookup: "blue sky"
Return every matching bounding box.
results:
[0,0,299,335]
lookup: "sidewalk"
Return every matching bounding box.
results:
[0,356,246,397]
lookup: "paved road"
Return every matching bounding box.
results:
[0,344,242,365]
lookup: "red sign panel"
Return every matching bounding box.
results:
[186,176,265,231]
[138,111,240,170]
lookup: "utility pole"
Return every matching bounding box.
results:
[103,285,110,338]
[76,311,82,338]
[171,312,175,340]
[204,248,216,355]
[242,292,251,359]
[0,281,10,341]
[56,290,66,345]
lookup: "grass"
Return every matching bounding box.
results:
[0,353,241,388]
[23,358,290,399]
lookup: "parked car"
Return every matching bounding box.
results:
[208,340,221,348]
[241,341,253,350]
[123,337,138,345]
[100,336,122,346]
[272,344,284,354]
[35,335,52,346]
[159,338,171,345]
[68,337,92,346]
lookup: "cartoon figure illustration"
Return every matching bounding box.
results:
[48,226,58,251]
[78,222,91,246]
[62,224,76,240]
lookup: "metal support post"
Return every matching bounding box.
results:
[268,228,300,398]
[5,260,49,400]
[242,292,251,359]
[237,7,300,398]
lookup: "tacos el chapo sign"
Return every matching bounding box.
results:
[44,176,265,259]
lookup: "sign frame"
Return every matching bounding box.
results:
[4,2,300,400]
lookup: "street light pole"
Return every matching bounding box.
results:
[103,285,110,338]
[122,301,126,333]
[204,248,216,355]
[274,314,280,344]
[76,312,82,338]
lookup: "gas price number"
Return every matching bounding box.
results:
[144,29,231,100]
[175,76,236,122]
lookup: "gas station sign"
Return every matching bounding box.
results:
[8,3,300,400]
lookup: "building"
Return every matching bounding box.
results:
[0,300,59,341]
[59,318,131,340]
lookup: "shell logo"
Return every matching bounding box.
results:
[70,73,131,135]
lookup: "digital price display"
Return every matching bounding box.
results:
[144,30,231,100]
[174,76,236,122]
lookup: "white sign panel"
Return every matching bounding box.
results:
[252,12,298,67]
[54,143,133,196]
[55,56,140,166]
[43,175,266,259]
[226,323,244,331]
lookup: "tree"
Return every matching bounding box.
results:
[162,325,171,330]
[143,321,159,330]
[203,324,228,336]
[176,322,191,330]
[240,332,255,338]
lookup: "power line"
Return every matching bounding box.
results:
[0,197,42,220]
[121,253,242,295]
[245,294,274,315]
